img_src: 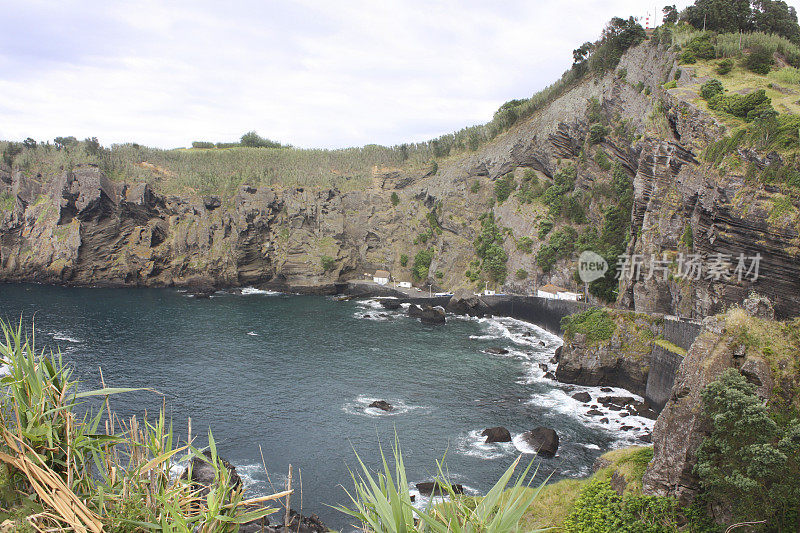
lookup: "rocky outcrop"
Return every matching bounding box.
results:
[481,426,512,443]
[520,427,559,458]
[368,400,392,411]
[416,481,464,496]
[642,297,800,506]
[446,289,492,317]
[407,304,446,324]
[555,312,663,397]
[180,451,242,498]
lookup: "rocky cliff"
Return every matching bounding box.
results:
[642,295,799,509]
[2,39,799,320]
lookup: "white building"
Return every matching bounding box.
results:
[398,281,412,289]
[537,283,584,300]
[373,270,391,285]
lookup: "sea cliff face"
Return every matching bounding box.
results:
[2,40,799,319]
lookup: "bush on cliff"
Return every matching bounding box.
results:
[412,248,435,281]
[474,213,508,283]
[695,368,800,530]
[561,308,616,343]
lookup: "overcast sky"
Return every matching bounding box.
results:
[0,0,765,149]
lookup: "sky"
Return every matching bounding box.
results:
[0,0,772,150]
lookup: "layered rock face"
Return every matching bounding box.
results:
[2,40,799,320]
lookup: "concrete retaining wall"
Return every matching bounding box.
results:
[645,345,684,411]
[481,295,590,335]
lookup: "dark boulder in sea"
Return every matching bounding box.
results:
[380,299,402,310]
[446,288,492,317]
[369,400,393,411]
[598,396,657,420]
[481,426,512,443]
[416,481,464,496]
[484,347,509,355]
[407,304,445,325]
[571,392,591,403]
[587,409,604,416]
[520,427,559,458]
[180,450,241,497]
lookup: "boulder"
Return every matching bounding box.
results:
[446,288,492,317]
[572,392,591,403]
[481,426,512,443]
[180,451,241,498]
[742,292,774,320]
[484,347,509,355]
[203,195,221,210]
[368,400,392,411]
[416,481,464,496]
[520,427,559,458]
[407,304,446,325]
[185,277,216,299]
[380,299,402,310]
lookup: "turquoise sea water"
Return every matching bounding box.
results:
[0,283,652,530]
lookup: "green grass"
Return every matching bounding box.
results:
[561,308,617,344]
[517,447,653,531]
[0,192,14,211]
[654,338,688,357]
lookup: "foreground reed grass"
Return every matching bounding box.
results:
[0,319,285,531]
[334,438,549,533]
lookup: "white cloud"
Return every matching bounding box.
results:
[0,0,707,149]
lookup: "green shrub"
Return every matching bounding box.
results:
[434,270,443,279]
[561,308,616,343]
[536,226,577,272]
[662,80,677,90]
[399,253,408,267]
[240,130,282,148]
[515,268,528,280]
[2,142,22,166]
[191,141,215,149]
[707,89,774,121]
[538,219,554,239]
[470,180,480,193]
[516,236,534,253]
[564,479,683,533]
[595,149,612,170]
[390,192,399,206]
[695,369,800,530]
[589,123,608,145]
[412,248,434,281]
[716,58,734,75]
[743,45,774,75]
[493,173,517,203]
[700,78,724,100]
[321,255,336,271]
[516,176,543,204]
[473,213,508,283]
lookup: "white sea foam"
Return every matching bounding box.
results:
[247,331,259,336]
[342,395,427,418]
[52,332,81,343]
[456,430,516,460]
[240,287,282,296]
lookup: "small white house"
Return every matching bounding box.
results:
[373,270,391,285]
[537,283,565,300]
[484,289,496,296]
[537,283,583,301]
[398,281,412,289]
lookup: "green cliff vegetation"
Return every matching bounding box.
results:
[561,308,617,343]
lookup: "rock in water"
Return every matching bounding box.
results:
[484,347,509,355]
[416,481,464,496]
[520,427,559,457]
[180,450,241,498]
[368,400,392,411]
[481,426,512,443]
[446,288,492,317]
[407,304,446,324]
[380,299,402,310]
[571,392,591,403]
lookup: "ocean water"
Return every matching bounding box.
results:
[0,283,652,530]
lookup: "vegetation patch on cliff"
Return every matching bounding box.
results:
[561,308,617,343]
